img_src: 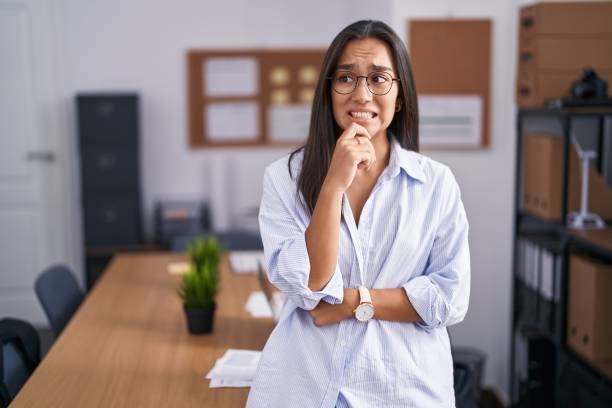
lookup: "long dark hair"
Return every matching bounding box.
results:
[289,20,419,215]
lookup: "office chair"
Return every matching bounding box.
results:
[34,265,84,337]
[0,318,40,407]
[171,230,263,252]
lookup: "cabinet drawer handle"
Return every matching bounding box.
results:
[521,17,534,29]
[96,102,115,117]
[520,52,533,63]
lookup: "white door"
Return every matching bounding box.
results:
[0,0,73,325]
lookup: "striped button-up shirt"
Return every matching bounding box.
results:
[247,136,470,407]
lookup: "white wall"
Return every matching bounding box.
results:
[55,0,518,402]
[56,0,391,234]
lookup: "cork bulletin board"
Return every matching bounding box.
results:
[408,19,492,149]
[187,49,326,148]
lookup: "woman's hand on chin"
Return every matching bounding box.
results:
[322,123,376,193]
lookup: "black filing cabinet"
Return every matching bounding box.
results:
[77,94,143,287]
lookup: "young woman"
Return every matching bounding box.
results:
[247,20,470,407]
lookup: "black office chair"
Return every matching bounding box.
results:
[34,265,84,337]
[0,318,40,407]
[170,230,263,252]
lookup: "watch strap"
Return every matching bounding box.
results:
[358,286,372,304]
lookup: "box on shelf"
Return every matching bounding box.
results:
[522,133,612,221]
[516,2,612,108]
[517,69,612,108]
[523,133,563,220]
[519,2,612,38]
[519,37,612,72]
[567,255,612,362]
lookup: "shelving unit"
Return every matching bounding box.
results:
[510,108,612,407]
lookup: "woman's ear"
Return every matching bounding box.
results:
[395,99,402,112]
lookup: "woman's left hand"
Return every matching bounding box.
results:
[309,288,359,326]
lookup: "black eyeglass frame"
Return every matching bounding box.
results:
[326,71,401,96]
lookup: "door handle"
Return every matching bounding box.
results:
[26,151,56,163]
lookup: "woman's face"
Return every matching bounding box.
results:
[331,37,400,140]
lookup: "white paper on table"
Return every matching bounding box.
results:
[245,291,273,318]
[206,102,259,141]
[204,58,258,97]
[166,261,190,275]
[206,364,258,382]
[268,104,311,142]
[229,251,265,274]
[418,95,481,146]
[209,378,252,388]
[206,349,261,382]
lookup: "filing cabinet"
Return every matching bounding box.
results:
[82,195,142,246]
[77,94,142,247]
[78,95,138,147]
[80,147,139,193]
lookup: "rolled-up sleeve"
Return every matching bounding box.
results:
[402,168,470,330]
[258,165,344,311]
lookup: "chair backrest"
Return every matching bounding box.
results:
[0,318,40,407]
[34,265,84,337]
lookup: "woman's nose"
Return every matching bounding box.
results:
[351,77,373,103]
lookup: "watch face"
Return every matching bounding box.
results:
[355,303,374,322]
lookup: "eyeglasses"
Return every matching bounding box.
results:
[327,70,400,95]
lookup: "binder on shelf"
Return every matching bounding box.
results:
[516,236,562,335]
[512,330,556,405]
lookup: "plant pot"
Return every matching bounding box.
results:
[184,303,216,335]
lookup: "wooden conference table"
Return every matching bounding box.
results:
[12,253,276,407]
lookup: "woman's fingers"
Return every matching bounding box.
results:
[337,123,372,143]
[340,135,376,168]
[351,137,376,170]
[350,150,375,171]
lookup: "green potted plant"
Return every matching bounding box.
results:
[178,236,221,334]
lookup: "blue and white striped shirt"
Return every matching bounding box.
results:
[247,137,470,407]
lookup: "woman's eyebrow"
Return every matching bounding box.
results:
[336,63,393,72]
[371,64,393,72]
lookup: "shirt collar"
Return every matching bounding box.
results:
[387,136,426,183]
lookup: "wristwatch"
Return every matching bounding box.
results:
[354,286,375,322]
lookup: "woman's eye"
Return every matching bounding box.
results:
[371,74,388,83]
[338,74,354,83]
